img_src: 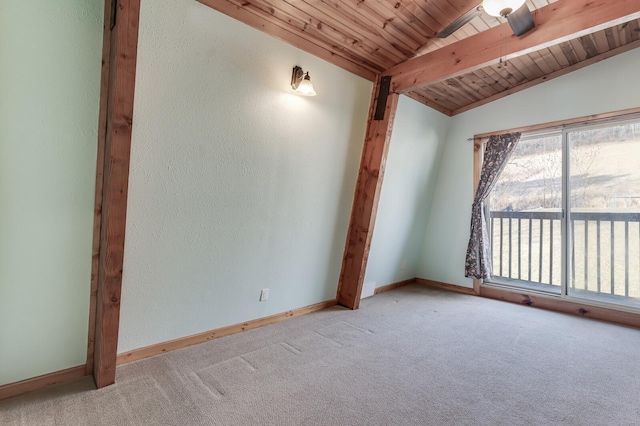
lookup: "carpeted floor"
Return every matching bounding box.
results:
[2,284,640,425]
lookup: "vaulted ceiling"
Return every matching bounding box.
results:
[198,0,640,115]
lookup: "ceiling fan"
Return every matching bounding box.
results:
[436,0,536,39]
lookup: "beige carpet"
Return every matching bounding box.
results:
[2,284,640,425]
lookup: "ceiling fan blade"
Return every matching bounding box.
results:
[436,4,483,39]
[507,4,535,36]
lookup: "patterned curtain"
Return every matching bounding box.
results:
[465,132,521,279]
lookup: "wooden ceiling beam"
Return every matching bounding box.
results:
[383,0,640,93]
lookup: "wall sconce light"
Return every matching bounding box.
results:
[291,66,316,96]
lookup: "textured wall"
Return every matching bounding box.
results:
[0,1,103,384]
[418,49,640,287]
[117,0,372,353]
[364,96,450,291]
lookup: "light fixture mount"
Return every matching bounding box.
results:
[291,66,305,90]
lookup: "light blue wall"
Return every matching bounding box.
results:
[418,48,640,287]
[364,96,450,289]
[0,0,103,385]
[117,0,372,353]
[4,0,635,384]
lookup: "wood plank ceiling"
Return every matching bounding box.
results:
[198,0,640,115]
[412,20,640,115]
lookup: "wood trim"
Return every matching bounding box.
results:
[452,39,640,116]
[415,278,479,295]
[383,0,640,93]
[480,286,640,328]
[86,0,115,378]
[116,300,339,365]
[415,278,640,328]
[93,0,141,389]
[472,138,483,295]
[0,366,86,402]
[473,106,640,140]
[337,77,400,310]
[196,0,377,81]
[374,278,417,295]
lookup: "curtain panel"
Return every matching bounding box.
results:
[465,132,521,279]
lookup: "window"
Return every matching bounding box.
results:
[485,115,640,309]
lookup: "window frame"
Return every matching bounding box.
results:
[473,107,640,315]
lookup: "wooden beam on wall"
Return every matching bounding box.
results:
[337,76,399,310]
[93,0,141,389]
[86,0,115,378]
[383,0,640,93]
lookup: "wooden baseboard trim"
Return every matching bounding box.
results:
[0,365,86,401]
[414,277,640,328]
[479,286,640,328]
[374,278,416,295]
[415,278,478,295]
[116,299,339,365]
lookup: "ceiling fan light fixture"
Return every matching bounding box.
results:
[482,0,526,17]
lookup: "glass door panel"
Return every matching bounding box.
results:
[567,122,640,308]
[489,134,563,293]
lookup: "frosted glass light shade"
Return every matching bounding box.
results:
[296,77,316,96]
[483,0,526,17]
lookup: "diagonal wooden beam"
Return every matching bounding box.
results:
[85,0,114,379]
[384,0,640,93]
[337,76,399,310]
[93,0,141,389]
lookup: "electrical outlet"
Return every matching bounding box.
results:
[260,288,269,301]
[401,260,407,270]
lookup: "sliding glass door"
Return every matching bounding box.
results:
[567,122,640,308]
[487,118,640,310]
[489,133,563,294]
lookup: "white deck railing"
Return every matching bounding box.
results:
[490,210,640,298]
